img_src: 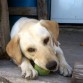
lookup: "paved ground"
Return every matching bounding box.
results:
[0,29,83,83]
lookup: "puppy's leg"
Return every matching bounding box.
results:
[19,57,38,79]
[54,45,72,76]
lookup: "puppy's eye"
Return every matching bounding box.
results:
[28,48,36,52]
[43,37,49,45]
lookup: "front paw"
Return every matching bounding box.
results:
[21,67,38,80]
[59,62,72,76]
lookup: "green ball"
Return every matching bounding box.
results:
[34,64,50,76]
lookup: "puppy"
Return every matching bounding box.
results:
[6,17,72,79]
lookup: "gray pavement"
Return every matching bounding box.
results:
[0,29,83,83]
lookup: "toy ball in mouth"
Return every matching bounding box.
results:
[34,64,50,76]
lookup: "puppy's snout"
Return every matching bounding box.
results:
[46,61,57,70]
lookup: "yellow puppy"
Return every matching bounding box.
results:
[6,17,72,79]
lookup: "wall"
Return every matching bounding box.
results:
[51,0,83,23]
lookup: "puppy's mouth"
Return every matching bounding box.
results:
[30,60,35,67]
[50,67,58,72]
[30,59,58,72]
[46,66,58,72]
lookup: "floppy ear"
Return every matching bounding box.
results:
[6,35,22,65]
[40,20,59,46]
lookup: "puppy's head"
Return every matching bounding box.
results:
[6,19,59,71]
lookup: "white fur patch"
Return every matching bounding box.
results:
[11,17,29,38]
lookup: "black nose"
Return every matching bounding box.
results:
[46,61,57,70]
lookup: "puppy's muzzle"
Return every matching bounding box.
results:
[46,61,57,70]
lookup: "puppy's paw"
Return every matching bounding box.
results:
[21,66,38,80]
[59,62,72,76]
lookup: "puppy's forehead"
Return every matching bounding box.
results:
[30,23,50,37]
